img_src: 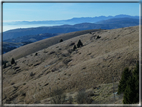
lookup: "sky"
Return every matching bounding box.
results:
[3,2,139,22]
[2,2,140,31]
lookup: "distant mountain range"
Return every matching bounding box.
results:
[4,14,139,25]
[3,16,139,40]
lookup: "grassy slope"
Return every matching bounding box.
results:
[2,26,139,104]
[3,29,100,61]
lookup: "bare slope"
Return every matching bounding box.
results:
[2,26,139,104]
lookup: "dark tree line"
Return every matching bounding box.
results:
[118,62,139,104]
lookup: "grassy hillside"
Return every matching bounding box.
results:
[3,29,100,61]
[2,26,139,104]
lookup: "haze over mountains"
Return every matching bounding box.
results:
[3,14,139,40]
[4,14,139,25]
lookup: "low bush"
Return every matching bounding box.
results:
[50,88,66,104]
[76,89,93,104]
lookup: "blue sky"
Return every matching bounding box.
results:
[3,3,139,22]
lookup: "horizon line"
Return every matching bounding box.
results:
[3,14,139,23]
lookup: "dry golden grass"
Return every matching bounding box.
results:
[2,26,139,104]
[3,29,100,61]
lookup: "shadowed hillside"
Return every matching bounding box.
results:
[2,26,139,104]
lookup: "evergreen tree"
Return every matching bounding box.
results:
[118,67,131,94]
[60,39,63,42]
[123,76,136,104]
[130,62,139,103]
[11,58,15,65]
[77,40,83,48]
[118,62,139,104]
[123,82,133,104]
[73,45,77,51]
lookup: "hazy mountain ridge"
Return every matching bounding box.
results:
[96,17,139,24]
[3,17,139,41]
[4,14,139,25]
[3,26,79,40]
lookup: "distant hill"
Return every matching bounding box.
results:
[96,17,139,25]
[2,42,24,54]
[4,33,58,43]
[2,27,79,40]
[2,33,59,54]
[3,17,139,40]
